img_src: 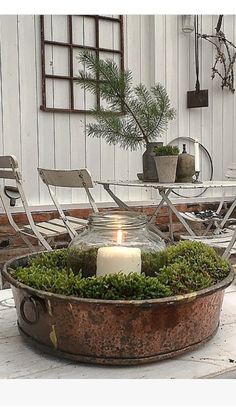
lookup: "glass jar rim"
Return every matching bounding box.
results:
[88,211,148,230]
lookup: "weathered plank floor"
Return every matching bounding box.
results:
[0,282,236,379]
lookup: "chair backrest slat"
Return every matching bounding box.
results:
[0,170,16,180]
[0,155,52,251]
[0,155,18,169]
[38,168,94,188]
[225,165,236,179]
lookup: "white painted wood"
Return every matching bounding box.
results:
[35,15,56,205]
[70,16,87,205]
[233,17,236,166]
[38,168,94,188]
[51,15,72,205]
[113,16,130,204]
[0,16,22,168]
[139,15,153,202]
[149,14,166,204]
[0,170,16,179]
[83,18,101,203]
[0,285,236,379]
[48,218,87,228]
[17,15,40,205]
[166,15,179,142]
[178,18,190,141]
[126,15,142,202]
[0,155,18,168]
[66,216,87,225]
[211,15,224,188]
[0,15,236,209]
[201,15,214,200]
[222,15,235,200]
[99,19,116,203]
[0,17,3,165]
[23,224,58,236]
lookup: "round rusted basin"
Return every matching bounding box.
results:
[2,252,234,365]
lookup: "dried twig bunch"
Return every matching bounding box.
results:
[198,15,236,93]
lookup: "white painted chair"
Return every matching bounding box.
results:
[0,156,98,252]
[37,167,99,241]
[0,155,52,251]
[180,163,236,259]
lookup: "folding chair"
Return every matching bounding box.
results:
[180,163,236,259]
[0,155,52,251]
[37,167,99,241]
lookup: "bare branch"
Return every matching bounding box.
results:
[198,16,236,93]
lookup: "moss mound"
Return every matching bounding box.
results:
[11,241,231,300]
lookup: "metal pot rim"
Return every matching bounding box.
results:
[2,250,234,307]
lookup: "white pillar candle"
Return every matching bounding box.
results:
[194,140,200,172]
[96,246,141,276]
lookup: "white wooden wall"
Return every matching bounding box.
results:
[0,14,236,208]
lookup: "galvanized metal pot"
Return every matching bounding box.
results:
[142,142,163,182]
[3,253,234,366]
[176,152,195,183]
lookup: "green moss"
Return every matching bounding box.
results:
[165,241,230,282]
[67,247,98,277]
[72,273,172,300]
[11,241,231,300]
[141,249,167,276]
[154,145,180,156]
[158,262,213,294]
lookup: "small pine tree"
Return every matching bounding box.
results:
[76,50,176,151]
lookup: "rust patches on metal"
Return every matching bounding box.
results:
[47,299,53,317]
[186,292,197,301]
[68,302,76,322]
[49,325,58,349]
[175,295,185,301]
[174,292,197,302]
[2,253,235,366]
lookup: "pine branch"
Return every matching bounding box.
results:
[78,52,150,144]
[76,50,176,150]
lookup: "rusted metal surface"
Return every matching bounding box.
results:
[2,253,234,366]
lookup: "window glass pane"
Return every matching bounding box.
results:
[41,15,123,113]
[84,17,96,48]
[72,16,84,45]
[53,80,70,108]
[51,15,69,43]
[51,46,70,77]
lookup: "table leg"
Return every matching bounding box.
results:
[218,198,236,230]
[168,207,174,241]
[101,183,170,242]
[222,226,236,259]
[148,223,171,242]
[158,190,196,237]
[102,184,131,211]
[148,190,172,225]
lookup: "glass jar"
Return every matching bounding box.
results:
[69,211,165,277]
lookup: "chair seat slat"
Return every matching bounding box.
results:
[35,222,68,234]
[47,218,86,229]
[66,216,88,226]
[24,225,58,237]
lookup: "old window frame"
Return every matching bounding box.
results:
[40,15,124,113]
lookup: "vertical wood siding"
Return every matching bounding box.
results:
[0,15,236,207]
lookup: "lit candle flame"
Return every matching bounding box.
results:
[117,230,123,245]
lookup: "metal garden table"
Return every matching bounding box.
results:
[96,180,236,241]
